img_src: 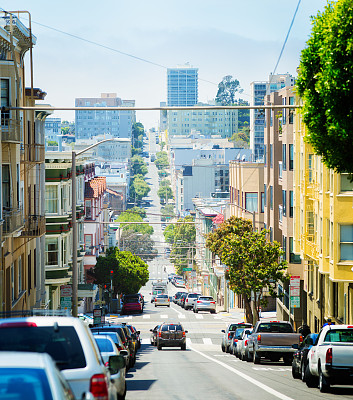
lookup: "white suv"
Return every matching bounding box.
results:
[184,293,201,310]
[0,316,125,400]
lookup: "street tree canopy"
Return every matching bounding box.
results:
[130,155,148,176]
[206,216,287,324]
[154,151,169,170]
[120,229,157,261]
[88,247,149,295]
[129,174,151,202]
[296,0,353,173]
[116,209,153,235]
[215,75,242,105]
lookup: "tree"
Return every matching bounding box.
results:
[215,75,243,105]
[126,206,146,219]
[130,155,148,176]
[157,185,173,204]
[161,204,175,222]
[129,175,150,202]
[120,229,157,261]
[88,247,149,296]
[168,216,196,275]
[230,125,250,148]
[163,224,175,244]
[206,216,287,324]
[154,151,169,170]
[132,122,145,149]
[296,0,353,173]
[47,140,58,146]
[116,209,153,235]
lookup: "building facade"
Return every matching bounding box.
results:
[167,65,198,107]
[250,73,295,161]
[75,93,134,140]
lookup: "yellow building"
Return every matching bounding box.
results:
[294,101,353,331]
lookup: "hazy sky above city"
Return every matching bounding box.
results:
[2,0,328,128]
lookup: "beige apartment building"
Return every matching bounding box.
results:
[264,87,302,327]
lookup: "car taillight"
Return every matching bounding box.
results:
[234,339,238,342]
[299,335,303,343]
[182,331,186,337]
[186,299,188,302]
[228,333,232,340]
[244,340,248,346]
[0,322,37,328]
[210,301,215,304]
[326,348,332,365]
[197,301,202,303]
[159,332,161,337]
[105,361,109,367]
[90,374,108,400]
[257,334,261,343]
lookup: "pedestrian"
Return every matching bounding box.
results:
[298,323,311,338]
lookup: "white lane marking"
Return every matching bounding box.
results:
[141,338,150,345]
[252,367,291,372]
[169,304,186,319]
[186,338,192,346]
[160,314,168,319]
[195,314,203,319]
[119,316,132,320]
[187,344,294,400]
[179,314,186,319]
[143,315,150,319]
[203,338,213,345]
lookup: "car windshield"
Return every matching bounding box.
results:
[324,329,353,343]
[0,326,86,370]
[229,324,252,331]
[188,294,199,298]
[199,297,213,301]
[157,295,168,299]
[125,298,139,304]
[0,368,53,400]
[234,328,245,339]
[257,323,293,333]
[92,327,126,343]
[161,325,182,331]
[95,337,114,352]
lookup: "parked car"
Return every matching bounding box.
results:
[221,322,253,353]
[229,327,247,356]
[193,296,216,314]
[0,351,81,400]
[168,273,177,282]
[238,328,254,361]
[121,297,143,315]
[184,293,201,310]
[248,321,303,365]
[173,292,186,303]
[155,294,170,307]
[0,316,122,400]
[306,325,353,392]
[173,277,186,288]
[179,293,188,308]
[91,330,129,366]
[156,323,188,350]
[150,325,160,346]
[93,335,127,400]
[127,325,141,350]
[292,333,318,380]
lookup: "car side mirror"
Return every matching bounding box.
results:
[108,355,126,374]
[82,392,95,400]
[221,330,225,333]
[244,330,251,335]
[184,330,188,333]
[120,350,129,357]
[136,331,140,335]
[150,329,153,332]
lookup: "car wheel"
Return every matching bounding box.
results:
[246,349,251,362]
[195,308,198,313]
[221,344,225,352]
[181,344,186,350]
[117,382,127,400]
[292,361,300,379]
[283,356,292,366]
[157,344,162,350]
[211,310,216,314]
[319,367,330,393]
[305,365,318,388]
[301,362,306,382]
[225,345,230,353]
[253,349,260,364]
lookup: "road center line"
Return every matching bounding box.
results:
[187,344,294,400]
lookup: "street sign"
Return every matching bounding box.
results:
[60,298,71,309]
[290,276,300,287]
[290,276,301,308]
[183,268,192,271]
[290,296,300,308]
[60,285,72,297]
[290,287,300,296]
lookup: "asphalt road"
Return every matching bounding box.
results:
[115,136,353,399]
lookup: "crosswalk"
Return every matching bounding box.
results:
[107,313,227,321]
[140,337,221,346]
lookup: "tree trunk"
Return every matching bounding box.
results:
[243,295,253,323]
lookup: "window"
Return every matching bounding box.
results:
[261,193,264,213]
[45,185,58,213]
[1,79,10,124]
[18,257,22,295]
[245,193,258,213]
[282,144,286,171]
[2,164,11,209]
[270,144,273,168]
[264,184,267,207]
[85,200,92,219]
[270,186,273,210]
[289,190,294,218]
[85,234,92,254]
[45,237,59,266]
[61,185,69,213]
[282,236,287,260]
[289,144,294,170]
[264,145,267,166]
[62,237,67,266]
[340,225,353,261]
[340,174,353,192]
[308,154,313,183]
[289,97,294,124]
[282,190,287,216]
[11,263,14,302]
[282,98,286,125]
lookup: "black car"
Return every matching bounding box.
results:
[156,323,188,350]
[179,293,187,308]
[292,333,318,380]
[173,292,185,303]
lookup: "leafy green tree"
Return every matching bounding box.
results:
[47,140,58,146]
[161,204,175,222]
[154,151,169,170]
[130,155,148,176]
[168,216,196,275]
[88,247,149,295]
[132,122,145,149]
[206,216,287,324]
[131,147,141,156]
[236,99,250,130]
[116,209,153,235]
[127,206,146,218]
[129,175,150,201]
[61,127,70,135]
[120,229,157,261]
[158,169,169,178]
[230,125,250,148]
[215,75,242,105]
[296,0,353,173]
[157,185,173,204]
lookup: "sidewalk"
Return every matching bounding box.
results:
[216,305,277,322]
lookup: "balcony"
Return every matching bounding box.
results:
[3,208,24,235]
[22,144,45,164]
[21,215,46,238]
[1,118,22,142]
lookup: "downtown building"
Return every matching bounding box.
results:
[75,93,135,140]
[250,73,295,161]
[167,65,198,107]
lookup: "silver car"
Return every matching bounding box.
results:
[155,294,170,307]
[184,293,201,310]
[94,335,127,400]
[238,328,253,361]
[193,296,216,314]
[221,322,253,353]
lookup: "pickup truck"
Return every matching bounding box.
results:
[306,324,353,393]
[248,321,303,365]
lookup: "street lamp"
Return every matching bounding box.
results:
[71,138,125,317]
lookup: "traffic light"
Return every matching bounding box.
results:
[110,270,114,277]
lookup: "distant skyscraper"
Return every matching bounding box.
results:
[250,74,295,161]
[167,64,198,106]
[75,93,135,140]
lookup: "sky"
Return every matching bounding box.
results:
[1,0,328,129]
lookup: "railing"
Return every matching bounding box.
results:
[3,208,24,235]
[1,118,22,142]
[22,144,45,163]
[21,215,46,237]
